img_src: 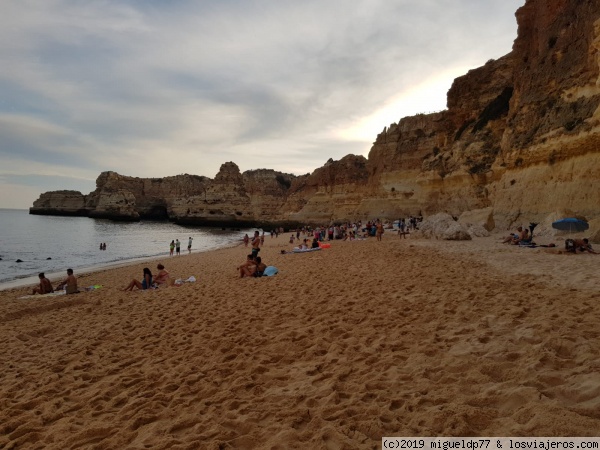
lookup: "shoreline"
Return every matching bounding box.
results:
[0,239,244,292]
[1,234,600,448]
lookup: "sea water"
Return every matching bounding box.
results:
[0,209,251,287]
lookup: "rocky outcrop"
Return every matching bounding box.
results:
[30,191,89,216]
[413,213,472,241]
[30,0,600,229]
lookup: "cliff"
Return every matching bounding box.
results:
[30,0,600,229]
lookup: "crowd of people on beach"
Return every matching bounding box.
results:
[242,219,412,246]
[27,216,597,297]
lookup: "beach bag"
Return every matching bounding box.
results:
[565,239,576,253]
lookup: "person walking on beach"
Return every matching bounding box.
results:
[175,239,181,256]
[243,234,249,247]
[32,272,54,295]
[169,240,175,256]
[188,237,193,254]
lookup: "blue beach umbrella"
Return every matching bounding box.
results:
[551,217,589,234]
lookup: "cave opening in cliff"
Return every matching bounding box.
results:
[144,205,169,220]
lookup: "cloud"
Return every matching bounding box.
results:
[0,0,525,207]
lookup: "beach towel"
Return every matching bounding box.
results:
[174,276,197,286]
[263,266,278,277]
[292,247,321,253]
[18,290,66,300]
[84,284,102,292]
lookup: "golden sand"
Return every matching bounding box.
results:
[1,234,599,449]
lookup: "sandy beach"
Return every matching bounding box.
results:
[1,233,600,449]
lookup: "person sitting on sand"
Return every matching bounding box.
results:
[514,228,530,244]
[153,264,170,286]
[123,267,153,291]
[32,272,54,295]
[238,254,256,278]
[56,268,79,294]
[311,238,320,249]
[252,256,267,277]
[573,238,598,254]
[502,226,524,243]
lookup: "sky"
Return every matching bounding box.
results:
[0,0,525,209]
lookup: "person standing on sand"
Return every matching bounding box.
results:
[175,239,181,255]
[169,240,175,256]
[376,220,384,241]
[32,272,54,295]
[243,234,249,247]
[251,231,261,257]
[188,237,193,254]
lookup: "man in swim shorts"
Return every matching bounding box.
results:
[188,237,193,254]
[251,231,261,257]
[56,268,79,294]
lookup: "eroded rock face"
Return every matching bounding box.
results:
[414,213,472,241]
[30,191,89,216]
[29,0,600,229]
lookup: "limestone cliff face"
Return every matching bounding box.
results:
[30,0,600,229]
[282,155,369,223]
[489,0,600,227]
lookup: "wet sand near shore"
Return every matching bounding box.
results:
[1,235,599,449]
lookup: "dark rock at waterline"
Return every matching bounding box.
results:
[16,259,23,263]
[47,257,52,260]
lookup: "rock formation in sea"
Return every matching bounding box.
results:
[30,0,600,229]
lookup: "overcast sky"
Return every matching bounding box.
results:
[0,0,525,209]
